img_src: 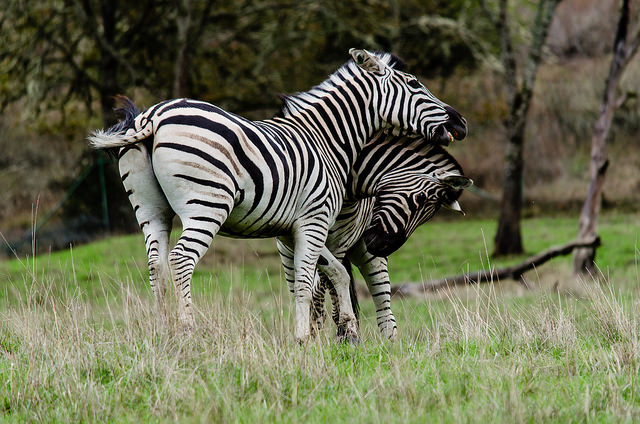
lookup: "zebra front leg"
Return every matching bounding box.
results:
[277,237,326,337]
[291,223,338,343]
[316,247,359,343]
[292,256,316,343]
[348,240,397,340]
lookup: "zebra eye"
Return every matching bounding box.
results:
[415,192,427,204]
[408,79,422,89]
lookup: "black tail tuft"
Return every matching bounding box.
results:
[102,95,141,158]
[111,95,140,132]
[343,257,360,326]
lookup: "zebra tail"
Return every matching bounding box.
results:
[87,95,150,150]
[343,257,360,326]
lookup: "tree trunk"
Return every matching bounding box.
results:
[492,0,560,257]
[96,0,119,231]
[494,111,525,255]
[573,0,639,274]
[173,0,192,98]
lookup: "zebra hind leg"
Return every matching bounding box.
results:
[145,220,173,323]
[118,144,174,325]
[168,215,228,332]
[316,247,359,344]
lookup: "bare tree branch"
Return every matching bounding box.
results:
[387,237,601,297]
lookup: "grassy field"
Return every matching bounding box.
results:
[1,212,639,422]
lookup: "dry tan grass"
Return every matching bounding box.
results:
[2,259,640,422]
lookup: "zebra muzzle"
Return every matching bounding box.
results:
[363,225,408,257]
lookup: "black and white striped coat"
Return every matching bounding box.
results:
[277,132,472,339]
[88,49,466,342]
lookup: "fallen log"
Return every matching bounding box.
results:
[390,237,601,297]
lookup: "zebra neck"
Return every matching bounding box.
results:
[346,134,445,200]
[275,96,379,183]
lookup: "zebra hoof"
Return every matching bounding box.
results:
[381,325,398,341]
[336,325,360,345]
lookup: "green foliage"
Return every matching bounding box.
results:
[0,0,173,120]
[0,0,487,127]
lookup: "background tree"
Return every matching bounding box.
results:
[0,0,175,233]
[573,0,640,274]
[480,0,562,256]
[0,0,487,250]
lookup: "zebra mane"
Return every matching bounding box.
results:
[276,51,407,118]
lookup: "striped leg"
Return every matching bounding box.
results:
[291,217,359,343]
[319,273,340,327]
[152,145,235,331]
[276,238,296,295]
[311,274,330,332]
[291,234,319,343]
[316,247,359,343]
[277,238,327,336]
[348,240,397,339]
[167,216,226,331]
[118,145,174,321]
[145,221,172,320]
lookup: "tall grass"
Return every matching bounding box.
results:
[2,260,640,422]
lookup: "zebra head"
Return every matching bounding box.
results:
[363,169,473,257]
[350,49,467,145]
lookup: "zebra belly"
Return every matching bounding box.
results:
[216,198,297,239]
[217,217,291,239]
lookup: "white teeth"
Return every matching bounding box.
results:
[448,132,453,142]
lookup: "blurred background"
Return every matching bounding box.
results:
[0,0,638,257]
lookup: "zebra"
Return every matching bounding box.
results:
[276,132,472,339]
[88,49,467,343]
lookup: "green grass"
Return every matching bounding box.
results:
[1,213,640,422]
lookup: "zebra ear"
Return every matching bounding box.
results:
[349,48,385,75]
[440,175,473,190]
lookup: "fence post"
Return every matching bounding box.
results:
[97,151,110,231]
